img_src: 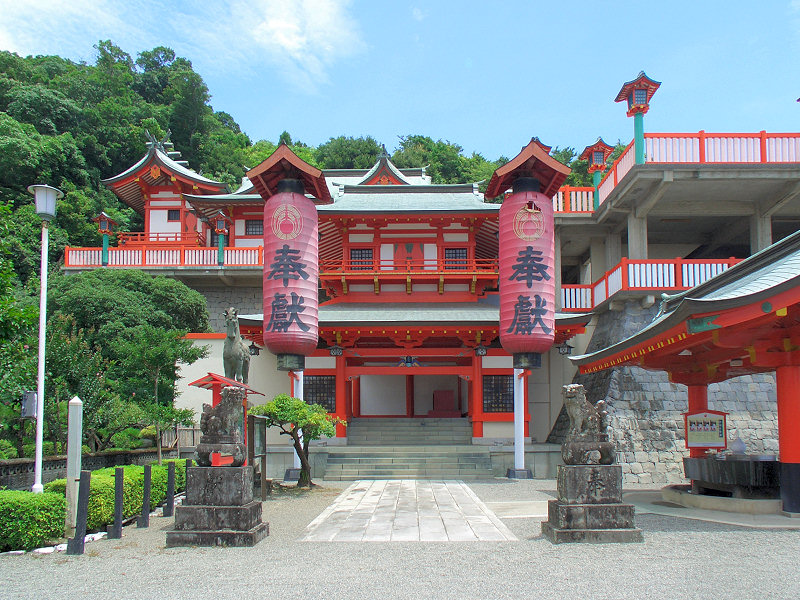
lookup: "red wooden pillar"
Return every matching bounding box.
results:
[335,354,347,437]
[211,383,223,466]
[471,355,483,437]
[352,377,361,418]
[776,365,800,512]
[687,385,708,458]
[406,375,415,417]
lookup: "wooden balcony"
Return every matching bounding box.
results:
[560,257,742,312]
[597,132,800,207]
[117,231,207,246]
[319,258,499,299]
[65,246,263,268]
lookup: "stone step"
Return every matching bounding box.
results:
[326,461,491,470]
[327,445,488,455]
[325,471,492,481]
[328,456,492,465]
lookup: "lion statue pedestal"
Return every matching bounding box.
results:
[166,386,268,547]
[541,384,643,543]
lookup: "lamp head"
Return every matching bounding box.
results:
[27,184,63,221]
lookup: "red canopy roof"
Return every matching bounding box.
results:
[485,138,570,199]
[246,144,332,204]
[188,372,264,395]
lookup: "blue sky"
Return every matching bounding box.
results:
[1,1,798,160]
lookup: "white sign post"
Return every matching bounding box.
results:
[65,396,83,537]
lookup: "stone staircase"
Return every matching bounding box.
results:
[323,418,494,480]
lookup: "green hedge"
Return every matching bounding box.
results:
[0,491,66,552]
[44,460,187,533]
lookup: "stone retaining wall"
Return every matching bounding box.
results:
[0,448,178,490]
[549,300,778,485]
[193,285,262,332]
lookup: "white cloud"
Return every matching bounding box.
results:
[411,7,426,22]
[224,0,366,92]
[0,0,364,94]
[0,0,139,60]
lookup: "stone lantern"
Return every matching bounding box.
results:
[212,210,231,266]
[579,138,615,209]
[92,212,117,266]
[614,71,660,165]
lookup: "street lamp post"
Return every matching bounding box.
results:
[28,184,63,493]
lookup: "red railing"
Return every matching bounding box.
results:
[560,257,742,312]
[553,186,594,213]
[597,132,800,206]
[320,258,499,273]
[117,231,206,246]
[64,246,263,268]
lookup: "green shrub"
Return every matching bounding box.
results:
[0,439,18,460]
[110,428,143,450]
[161,459,187,492]
[44,475,115,532]
[0,490,66,552]
[139,425,156,440]
[45,460,188,531]
[22,441,56,458]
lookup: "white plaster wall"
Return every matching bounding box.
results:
[413,375,458,415]
[423,244,437,268]
[380,244,394,269]
[307,356,335,369]
[527,351,551,443]
[482,355,512,369]
[234,239,262,248]
[443,233,469,242]
[360,375,406,415]
[175,339,291,445]
[483,422,514,438]
[349,233,373,243]
[150,210,181,233]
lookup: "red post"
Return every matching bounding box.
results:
[406,375,414,417]
[471,355,483,438]
[335,355,347,437]
[687,385,708,458]
[776,366,800,463]
[698,130,706,163]
[352,377,361,418]
[760,130,768,163]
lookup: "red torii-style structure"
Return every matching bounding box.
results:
[572,229,800,513]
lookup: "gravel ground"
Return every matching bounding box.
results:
[2,478,799,600]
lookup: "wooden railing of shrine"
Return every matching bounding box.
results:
[117,231,207,246]
[319,258,499,273]
[553,186,594,213]
[560,257,742,312]
[64,246,263,267]
[596,132,800,207]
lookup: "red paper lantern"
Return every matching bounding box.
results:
[262,191,319,358]
[499,188,555,356]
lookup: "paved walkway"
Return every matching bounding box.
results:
[301,479,517,542]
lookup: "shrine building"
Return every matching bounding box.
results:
[64,73,800,486]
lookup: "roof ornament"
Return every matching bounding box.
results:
[144,129,173,153]
[379,144,390,159]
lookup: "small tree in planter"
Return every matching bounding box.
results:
[249,394,343,488]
